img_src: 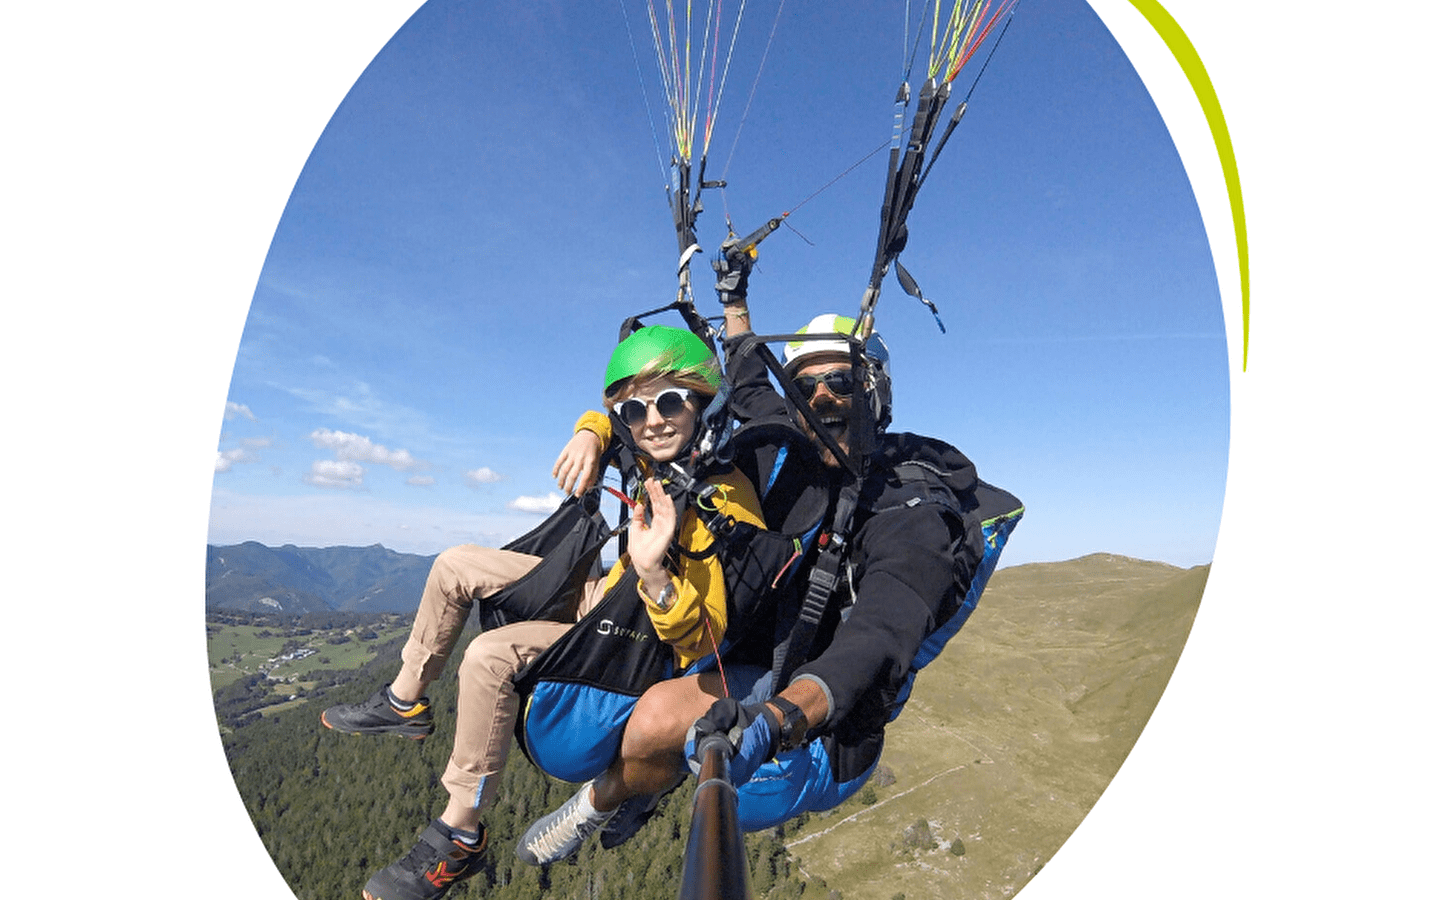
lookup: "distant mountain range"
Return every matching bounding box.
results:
[205,542,437,614]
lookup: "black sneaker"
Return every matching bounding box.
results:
[599,792,662,850]
[362,820,486,900]
[321,686,434,739]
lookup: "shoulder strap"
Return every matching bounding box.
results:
[657,460,739,562]
[770,479,861,688]
[766,453,974,689]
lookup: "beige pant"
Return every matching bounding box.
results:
[398,544,607,811]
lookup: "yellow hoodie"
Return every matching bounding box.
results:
[576,411,766,669]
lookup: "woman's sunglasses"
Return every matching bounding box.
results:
[793,369,856,400]
[616,388,694,427]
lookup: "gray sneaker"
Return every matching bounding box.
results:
[515,781,616,866]
[321,685,434,739]
[599,792,661,850]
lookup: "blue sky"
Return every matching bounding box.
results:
[210,0,1226,564]
[208,0,1228,567]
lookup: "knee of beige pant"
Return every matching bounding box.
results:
[435,544,544,599]
[454,621,569,692]
[426,545,479,600]
[456,630,524,686]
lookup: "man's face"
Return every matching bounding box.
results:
[792,354,855,469]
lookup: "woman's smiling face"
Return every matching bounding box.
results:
[617,375,700,462]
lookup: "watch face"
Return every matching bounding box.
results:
[774,699,807,751]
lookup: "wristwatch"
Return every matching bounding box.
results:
[769,696,809,752]
[645,578,678,611]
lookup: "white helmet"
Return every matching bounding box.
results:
[782,313,892,432]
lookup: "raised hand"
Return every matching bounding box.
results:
[627,477,679,598]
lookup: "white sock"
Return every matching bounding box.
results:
[582,783,615,822]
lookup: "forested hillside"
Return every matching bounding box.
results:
[222,633,815,900]
[215,554,1208,900]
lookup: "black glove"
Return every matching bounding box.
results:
[712,237,755,308]
[685,697,779,786]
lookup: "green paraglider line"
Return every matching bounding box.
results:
[1125,0,1250,370]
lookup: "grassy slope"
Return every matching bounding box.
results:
[782,554,1209,900]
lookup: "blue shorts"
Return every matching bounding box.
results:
[720,664,879,832]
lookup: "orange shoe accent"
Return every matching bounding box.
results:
[423,839,484,888]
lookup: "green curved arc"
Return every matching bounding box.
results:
[1126,0,1249,370]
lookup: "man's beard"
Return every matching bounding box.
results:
[799,396,852,468]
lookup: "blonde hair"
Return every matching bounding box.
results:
[603,348,720,411]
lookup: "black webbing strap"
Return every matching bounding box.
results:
[771,481,860,688]
[659,460,736,563]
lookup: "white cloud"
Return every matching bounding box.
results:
[225,401,257,421]
[214,436,272,473]
[309,427,421,471]
[507,492,564,514]
[465,466,503,487]
[215,447,256,473]
[407,475,436,487]
[286,382,435,447]
[302,458,366,489]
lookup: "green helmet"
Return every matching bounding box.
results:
[604,325,721,398]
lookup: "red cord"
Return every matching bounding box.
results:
[701,610,731,698]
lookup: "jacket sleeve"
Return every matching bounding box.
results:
[790,504,959,726]
[638,467,767,668]
[574,410,612,443]
[722,334,789,422]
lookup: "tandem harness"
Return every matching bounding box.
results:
[507,436,799,785]
[504,415,1023,794]
[768,445,1022,698]
[717,427,1025,830]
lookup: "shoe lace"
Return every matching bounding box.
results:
[526,794,596,860]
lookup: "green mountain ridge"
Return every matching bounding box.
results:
[207,542,437,614]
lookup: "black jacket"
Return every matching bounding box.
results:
[721,335,984,780]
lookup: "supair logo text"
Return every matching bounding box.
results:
[596,619,650,642]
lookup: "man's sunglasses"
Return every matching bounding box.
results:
[616,388,694,427]
[793,369,856,400]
